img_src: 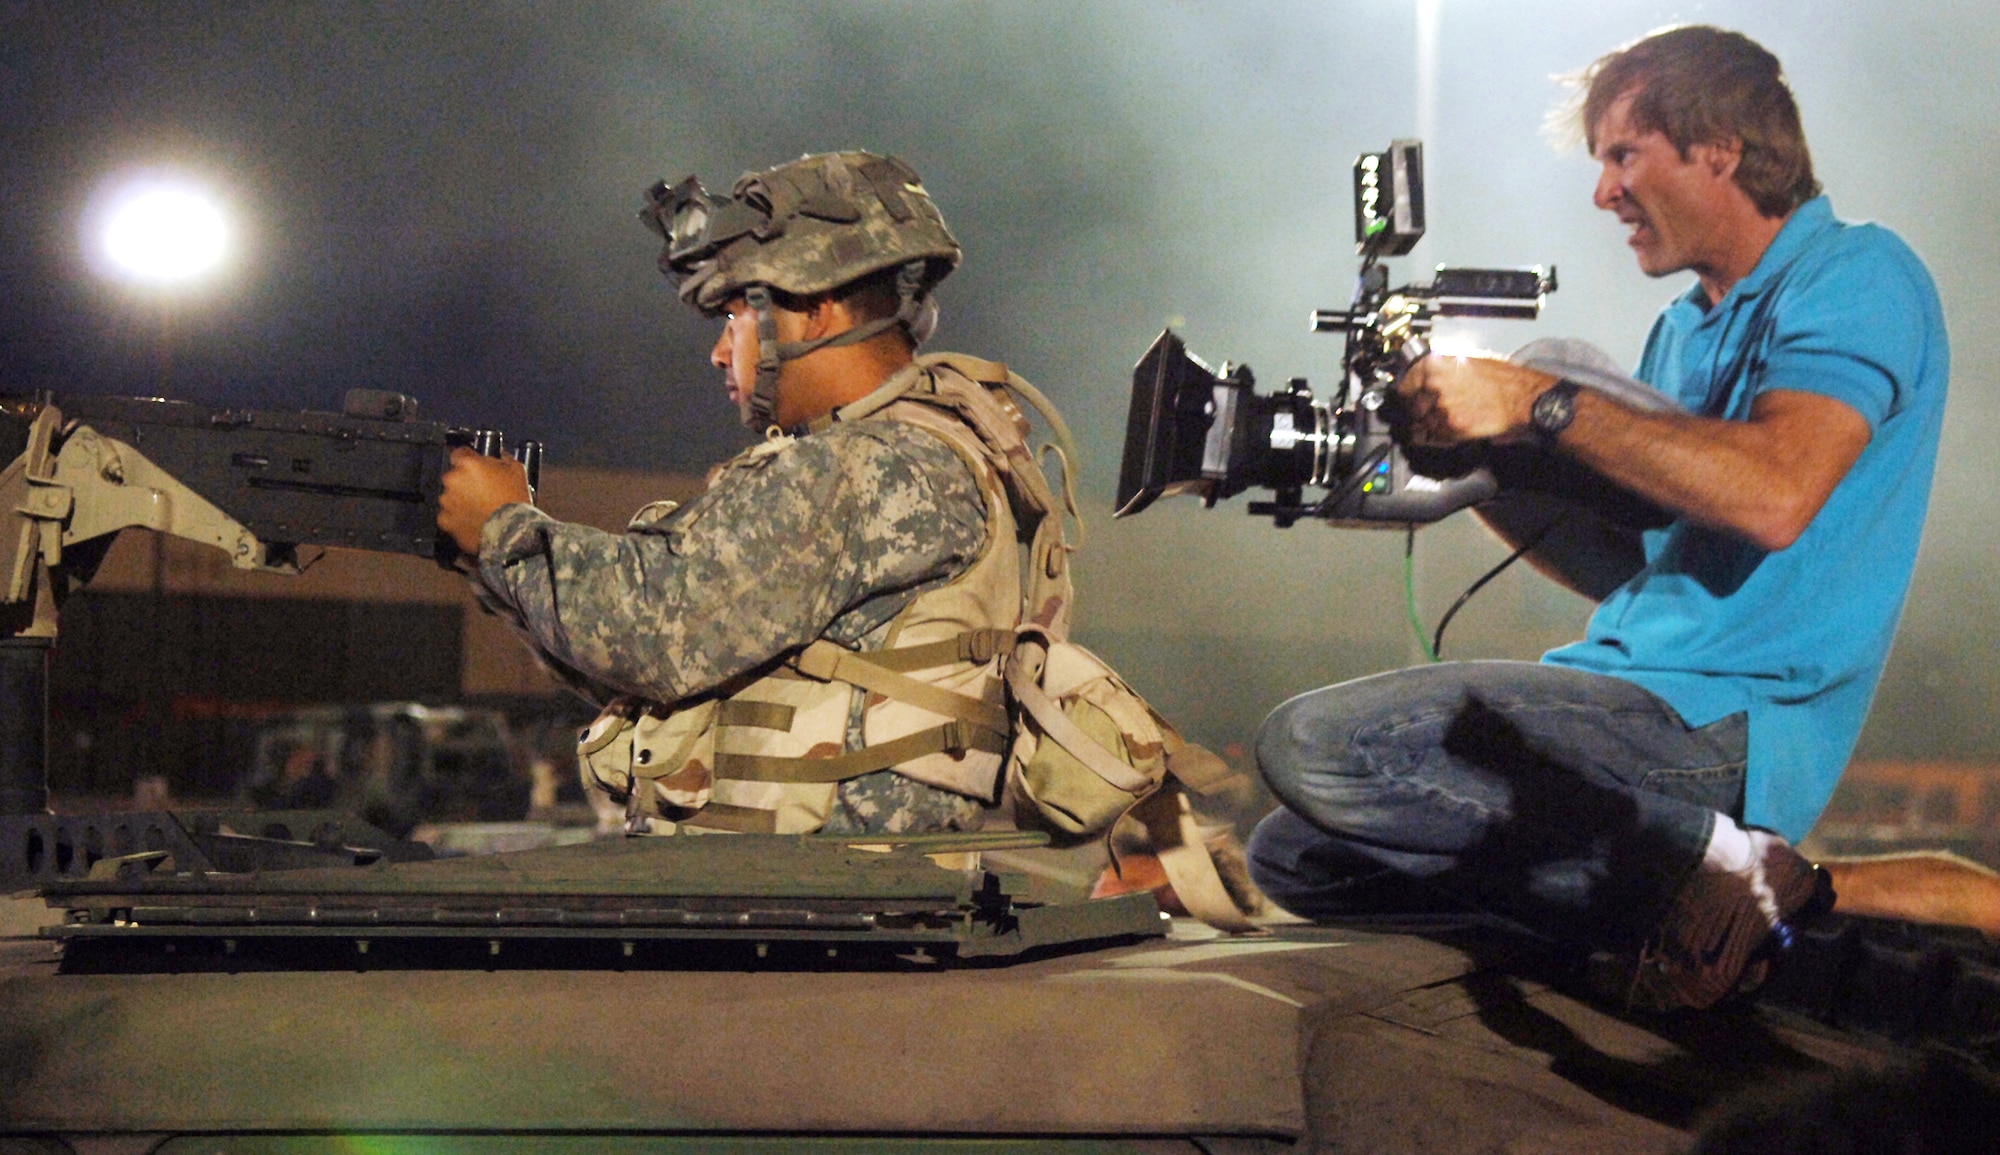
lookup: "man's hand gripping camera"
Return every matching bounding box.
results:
[1116,139,1556,529]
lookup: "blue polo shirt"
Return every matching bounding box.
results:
[1544,197,1949,841]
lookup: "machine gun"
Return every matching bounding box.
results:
[0,389,539,878]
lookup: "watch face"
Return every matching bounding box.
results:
[1532,382,1578,438]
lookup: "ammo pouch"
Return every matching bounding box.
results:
[1001,626,1258,933]
[1006,628,1173,836]
[577,697,727,823]
[576,351,1261,930]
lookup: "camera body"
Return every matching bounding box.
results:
[1116,140,1555,528]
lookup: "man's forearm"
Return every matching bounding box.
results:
[474,506,813,706]
[1404,356,1872,553]
[1550,387,1869,552]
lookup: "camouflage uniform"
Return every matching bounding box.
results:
[475,151,1010,833]
[472,415,993,833]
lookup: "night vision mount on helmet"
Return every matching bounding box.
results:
[641,151,962,430]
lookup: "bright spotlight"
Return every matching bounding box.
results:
[88,175,232,286]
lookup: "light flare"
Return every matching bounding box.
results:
[1423,327,1500,360]
[85,173,233,286]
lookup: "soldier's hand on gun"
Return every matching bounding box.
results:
[437,448,533,558]
[1399,353,1557,446]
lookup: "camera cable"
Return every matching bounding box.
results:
[1409,515,1560,661]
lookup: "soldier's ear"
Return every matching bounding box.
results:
[801,293,848,341]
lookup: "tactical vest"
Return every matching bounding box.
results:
[576,354,1260,931]
[578,354,1050,835]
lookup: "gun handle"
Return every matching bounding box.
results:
[434,432,542,571]
[513,441,542,504]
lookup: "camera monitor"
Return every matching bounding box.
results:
[1354,140,1425,257]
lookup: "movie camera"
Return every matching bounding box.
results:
[1116,140,1557,528]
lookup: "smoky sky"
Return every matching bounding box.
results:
[9,2,1996,476]
[5,1,1999,758]
[1,0,1202,467]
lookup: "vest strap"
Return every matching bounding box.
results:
[716,700,796,730]
[859,627,1013,672]
[793,640,1009,734]
[716,719,1008,784]
[1164,743,1244,795]
[1124,783,1263,935]
[679,802,779,834]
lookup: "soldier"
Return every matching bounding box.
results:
[437,151,1062,837]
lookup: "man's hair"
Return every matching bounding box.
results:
[770,267,907,329]
[1565,25,1820,217]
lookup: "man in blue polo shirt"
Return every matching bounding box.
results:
[1246,25,1951,1009]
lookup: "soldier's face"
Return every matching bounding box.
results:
[712,299,765,425]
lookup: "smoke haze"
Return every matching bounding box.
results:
[3,0,1994,763]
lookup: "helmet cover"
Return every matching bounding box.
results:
[642,151,961,314]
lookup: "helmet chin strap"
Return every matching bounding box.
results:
[739,263,932,431]
[743,284,786,430]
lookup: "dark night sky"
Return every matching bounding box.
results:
[5,1,1998,762]
[2,0,1213,469]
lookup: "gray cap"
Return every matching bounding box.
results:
[1510,337,1681,414]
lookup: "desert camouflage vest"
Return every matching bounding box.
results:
[577,355,1037,835]
[577,353,1259,930]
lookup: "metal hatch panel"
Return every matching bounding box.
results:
[1,916,1901,1150]
[35,833,1169,968]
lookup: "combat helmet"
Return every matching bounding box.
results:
[641,151,962,429]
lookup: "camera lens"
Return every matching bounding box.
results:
[1239,391,1326,492]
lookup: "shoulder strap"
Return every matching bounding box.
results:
[911,354,1082,639]
[829,354,1082,640]
[915,352,1082,473]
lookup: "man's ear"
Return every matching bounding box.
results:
[1694,136,1744,180]
[801,294,849,341]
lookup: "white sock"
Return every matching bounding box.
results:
[1701,812,1784,924]
[1701,811,1758,874]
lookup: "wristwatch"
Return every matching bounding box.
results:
[1529,379,1582,442]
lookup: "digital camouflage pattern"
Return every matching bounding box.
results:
[475,419,987,703]
[820,767,988,834]
[656,151,961,315]
[472,417,991,831]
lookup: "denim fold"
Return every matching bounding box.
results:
[1247,660,1744,950]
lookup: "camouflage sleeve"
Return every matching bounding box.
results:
[464,577,628,706]
[472,420,988,705]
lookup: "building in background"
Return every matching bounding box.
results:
[49,466,701,803]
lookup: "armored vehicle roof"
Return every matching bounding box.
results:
[6,831,1994,1152]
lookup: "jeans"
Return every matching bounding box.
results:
[1247,660,1747,950]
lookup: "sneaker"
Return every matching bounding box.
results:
[1626,831,1834,1011]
